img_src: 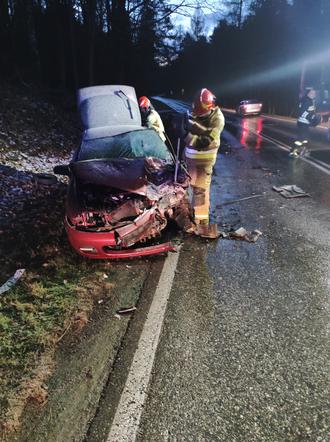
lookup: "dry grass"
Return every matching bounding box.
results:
[0,254,112,435]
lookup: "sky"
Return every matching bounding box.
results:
[172,11,222,36]
[170,1,252,36]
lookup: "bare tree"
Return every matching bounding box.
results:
[225,0,244,28]
[80,0,97,85]
[190,5,205,40]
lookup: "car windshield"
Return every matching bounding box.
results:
[78,129,172,162]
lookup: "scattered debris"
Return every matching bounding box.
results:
[116,306,137,315]
[220,193,264,206]
[219,227,263,243]
[273,185,310,198]
[219,142,232,155]
[0,269,25,295]
[26,382,48,406]
[252,165,270,171]
[56,319,73,343]
[73,311,89,331]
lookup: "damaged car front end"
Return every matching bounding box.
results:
[55,85,193,259]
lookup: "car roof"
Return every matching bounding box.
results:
[240,99,261,104]
[78,85,142,131]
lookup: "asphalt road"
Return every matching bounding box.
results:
[225,110,330,172]
[87,101,330,441]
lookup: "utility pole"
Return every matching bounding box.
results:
[299,61,306,98]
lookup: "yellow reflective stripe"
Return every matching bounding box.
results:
[186,147,218,155]
[195,214,209,219]
[186,152,217,159]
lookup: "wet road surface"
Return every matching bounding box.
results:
[225,111,330,173]
[87,101,330,441]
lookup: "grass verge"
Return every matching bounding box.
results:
[0,253,114,434]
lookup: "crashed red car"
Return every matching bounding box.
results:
[54,85,193,259]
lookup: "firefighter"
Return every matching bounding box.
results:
[184,88,225,238]
[138,96,166,142]
[289,87,321,157]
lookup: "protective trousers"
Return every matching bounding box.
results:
[185,147,218,224]
[295,122,310,149]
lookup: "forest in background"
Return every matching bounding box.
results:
[0,0,329,114]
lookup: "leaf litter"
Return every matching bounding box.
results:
[0,85,116,434]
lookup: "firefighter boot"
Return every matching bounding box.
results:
[197,223,220,239]
[289,148,299,158]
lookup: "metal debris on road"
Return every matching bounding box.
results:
[219,227,263,243]
[220,194,264,206]
[0,269,25,295]
[272,185,310,198]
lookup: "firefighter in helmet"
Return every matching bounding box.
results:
[184,88,225,238]
[289,87,321,157]
[138,96,166,142]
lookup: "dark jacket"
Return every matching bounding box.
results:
[297,96,317,125]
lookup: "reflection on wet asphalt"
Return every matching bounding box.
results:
[137,112,330,441]
[227,112,330,167]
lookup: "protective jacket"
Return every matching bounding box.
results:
[184,106,225,224]
[185,107,225,151]
[143,109,166,142]
[297,96,317,126]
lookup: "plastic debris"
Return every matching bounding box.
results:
[0,269,25,295]
[273,185,310,198]
[116,306,137,315]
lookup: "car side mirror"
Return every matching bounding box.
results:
[53,164,71,176]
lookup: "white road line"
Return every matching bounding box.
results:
[259,132,330,176]
[262,114,328,131]
[106,249,181,442]
[155,98,330,176]
[223,109,329,131]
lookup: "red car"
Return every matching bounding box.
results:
[54,86,193,259]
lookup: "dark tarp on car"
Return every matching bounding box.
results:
[78,128,172,161]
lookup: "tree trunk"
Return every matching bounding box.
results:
[0,0,10,74]
[80,0,97,85]
[67,0,79,89]
[26,0,42,81]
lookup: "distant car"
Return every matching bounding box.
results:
[54,85,193,259]
[236,99,263,116]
